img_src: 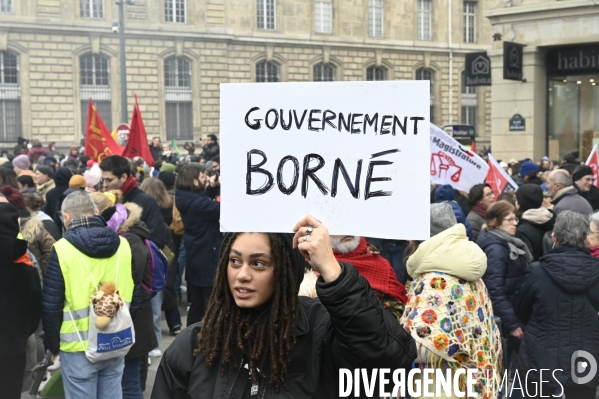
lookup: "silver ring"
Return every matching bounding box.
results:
[302,235,309,243]
[306,227,313,234]
[314,220,321,228]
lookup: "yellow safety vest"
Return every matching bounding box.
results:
[55,236,134,353]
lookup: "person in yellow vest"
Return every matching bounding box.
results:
[41,191,141,399]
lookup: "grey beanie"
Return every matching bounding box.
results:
[430,203,457,237]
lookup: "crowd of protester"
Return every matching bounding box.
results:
[2,137,599,399]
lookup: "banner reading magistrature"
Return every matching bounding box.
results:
[586,144,599,188]
[486,153,518,194]
[220,81,431,240]
[430,125,489,193]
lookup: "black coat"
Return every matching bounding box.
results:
[44,167,72,230]
[577,184,599,211]
[514,247,599,389]
[123,222,158,360]
[150,145,162,163]
[201,143,219,161]
[175,186,222,287]
[124,187,166,249]
[0,235,42,356]
[41,216,141,355]
[477,229,528,334]
[150,263,417,399]
[515,213,555,262]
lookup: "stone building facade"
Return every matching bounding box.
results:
[0,0,494,147]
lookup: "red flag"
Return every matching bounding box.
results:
[486,153,518,194]
[84,99,123,162]
[586,144,599,188]
[471,140,477,154]
[122,95,155,166]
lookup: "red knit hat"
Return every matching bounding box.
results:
[1,186,29,218]
[333,237,408,304]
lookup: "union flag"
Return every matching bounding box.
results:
[486,153,518,194]
[84,99,123,162]
[586,144,599,188]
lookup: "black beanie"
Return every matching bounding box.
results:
[573,165,593,182]
[0,203,20,237]
[158,171,176,190]
[516,184,543,213]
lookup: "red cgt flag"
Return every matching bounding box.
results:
[586,144,599,188]
[486,153,518,194]
[84,99,123,162]
[122,95,155,167]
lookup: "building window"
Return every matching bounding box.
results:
[417,0,431,41]
[461,71,477,126]
[416,68,434,123]
[81,0,104,18]
[368,0,383,37]
[313,63,335,82]
[0,0,13,13]
[315,0,332,34]
[257,0,276,30]
[165,0,186,23]
[164,57,193,140]
[463,1,476,43]
[80,54,111,136]
[366,66,386,81]
[256,61,280,82]
[0,51,21,142]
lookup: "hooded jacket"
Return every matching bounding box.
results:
[28,145,48,162]
[44,167,72,230]
[552,186,593,216]
[20,213,56,276]
[151,262,417,399]
[175,186,222,287]
[107,203,158,360]
[434,185,473,240]
[515,208,555,262]
[514,247,599,389]
[477,229,528,334]
[41,216,141,355]
[0,233,42,357]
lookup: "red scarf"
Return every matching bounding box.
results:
[471,203,487,219]
[15,252,34,268]
[121,175,138,196]
[333,237,408,304]
[591,246,599,259]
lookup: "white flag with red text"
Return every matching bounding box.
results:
[486,153,518,194]
[430,124,489,193]
[586,145,599,188]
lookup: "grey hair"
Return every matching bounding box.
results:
[553,170,572,187]
[61,190,96,217]
[590,211,599,232]
[554,210,589,248]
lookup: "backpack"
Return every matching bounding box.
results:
[123,233,168,295]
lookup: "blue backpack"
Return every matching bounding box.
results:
[144,239,168,295]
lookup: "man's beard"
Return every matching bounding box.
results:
[330,236,361,254]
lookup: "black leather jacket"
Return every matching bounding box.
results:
[151,263,416,399]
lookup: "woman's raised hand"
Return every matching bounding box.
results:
[292,215,342,283]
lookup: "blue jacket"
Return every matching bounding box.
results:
[477,229,528,334]
[175,186,222,287]
[434,184,473,240]
[41,216,141,355]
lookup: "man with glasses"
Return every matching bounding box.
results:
[547,169,592,216]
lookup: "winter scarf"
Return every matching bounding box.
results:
[521,208,553,224]
[120,175,138,196]
[488,228,533,264]
[591,246,599,259]
[333,237,408,304]
[471,203,487,219]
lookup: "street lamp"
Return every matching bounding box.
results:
[114,0,135,123]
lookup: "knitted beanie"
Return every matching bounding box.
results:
[160,163,176,173]
[69,175,86,189]
[516,184,543,213]
[12,154,30,170]
[36,165,54,179]
[519,161,539,177]
[573,165,593,182]
[158,171,176,189]
[430,203,457,237]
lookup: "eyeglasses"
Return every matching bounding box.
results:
[504,217,519,224]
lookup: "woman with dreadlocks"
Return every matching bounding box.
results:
[151,215,417,398]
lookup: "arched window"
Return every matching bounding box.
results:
[416,68,434,123]
[461,71,477,127]
[256,61,280,82]
[366,66,386,81]
[80,54,111,137]
[313,63,335,82]
[0,51,21,142]
[164,57,193,140]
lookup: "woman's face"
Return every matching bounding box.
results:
[71,149,78,155]
[480,186,495,208]
[588,222,599,249]
[227,233,275,309]
[499,211,518,236]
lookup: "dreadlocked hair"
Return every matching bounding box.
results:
[197,232,298,392]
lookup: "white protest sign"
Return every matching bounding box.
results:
[430,125,489,193]
[220,81,430,240]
